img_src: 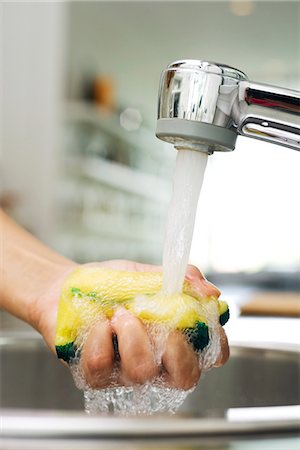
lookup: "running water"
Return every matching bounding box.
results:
[162,149,208,294]
[161,149,221,371]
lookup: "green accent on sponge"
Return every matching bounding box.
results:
[56,342,77,363]
[186,321,209,351]
[71,287,82,296]
[219,308,230,326]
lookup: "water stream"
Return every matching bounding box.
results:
[162,149,208,294]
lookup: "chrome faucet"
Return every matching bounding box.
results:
[156,60,300,154]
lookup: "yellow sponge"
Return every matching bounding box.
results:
[55,267,229,362]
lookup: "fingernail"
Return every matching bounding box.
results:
[111,307,130,324]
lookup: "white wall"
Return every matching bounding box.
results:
[1,2,66,243]
[66,1,300,126]
[190,138,300,272]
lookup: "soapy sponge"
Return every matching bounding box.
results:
[55,267,229,362]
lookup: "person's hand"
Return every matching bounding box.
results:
[32,260,229,391]
[1,211,228,390]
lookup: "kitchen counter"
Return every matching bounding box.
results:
[220,288,300,351]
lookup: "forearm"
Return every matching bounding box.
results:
[0,209,76,328]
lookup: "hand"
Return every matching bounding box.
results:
[33,259,229,391]
[1,211,228,391]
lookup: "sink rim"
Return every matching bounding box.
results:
[1,332,299,439]
[1,407,300,439]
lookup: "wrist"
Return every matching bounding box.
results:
[0,210,78,338]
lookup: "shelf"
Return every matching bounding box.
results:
[59,100,171,263]
[56,210,165,243]
[63,100,165,157]
[54,232,162,264]
[80,156,171,203]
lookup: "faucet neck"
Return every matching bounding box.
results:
[235,81,300,151]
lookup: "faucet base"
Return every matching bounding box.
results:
[156,119,237,153]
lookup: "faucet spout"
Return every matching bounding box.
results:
[156,60,300,153]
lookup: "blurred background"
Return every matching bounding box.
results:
[1,0,299,287]
[1,4,299,439]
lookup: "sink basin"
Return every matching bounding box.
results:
[1,331,299,449]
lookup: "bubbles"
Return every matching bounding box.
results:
[69,341,194,415]
[83,383,194,416]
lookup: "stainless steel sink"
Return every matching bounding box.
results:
[1,331,299,450]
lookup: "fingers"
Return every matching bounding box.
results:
[162,331,201,390]
[212,326,230,368]
[79,317,227,390]
[111,308,159,385]
[185,265,228,369]
[80,319,114,389]
[185,265,221,299]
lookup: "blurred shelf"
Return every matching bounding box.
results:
[80,156,170,203]
[54,232,162,264]
[56,214,165,243]
[64,100,164,156]
[63,100,172,201]
[59,100,171,263]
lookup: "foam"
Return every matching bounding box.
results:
[83,383,194,416]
